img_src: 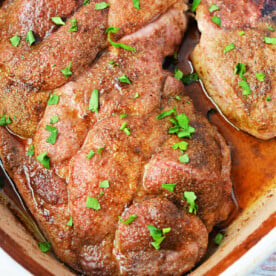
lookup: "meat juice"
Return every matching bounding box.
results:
[0,18,275,271]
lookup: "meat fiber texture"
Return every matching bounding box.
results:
[191,0,276,140]
[0,1,234,275]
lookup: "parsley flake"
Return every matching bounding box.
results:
[183,191,198,214]
[46,125,58,144]
[106,27,136,51]
[0,114,12,126]
[162,183,177,193]
[27,145,35,156]
[224,43,235,53]
[239,80,251,95]
[174,68,184,81]
[212,16,221,26]
[61,61,73,78]
[67,216,73,226]
[266,95,271,102]
[119,74,131,84]
[134,92,139,99]
[120,114,127,119]
[39,242,51,253]
[157,107,177,120]
[209,4,219,12]
[98,147,105,156]
[191,0,201,12]
[264,37,276,44]
[95,2,109,10]
[132,0,140,9]
[26,30,35,45]
[87,150,95,159]
[182,73,199,85]
[99,180,109,188]
[238,31,245,36]
[119,214,138,225]
[86,196,101,210]
[267,26,275,31]
[68,19,78,32]
[172,141,188,151]
[50,114,59,124]
[179,154,189,163]
[214,233,224,245]
[234,63,246,79]
[51,17,65,25]
[37,152,50,169]
[10,35,21,47]
[147,225,171,250]
[47,94,59,105]
[88,89,99,113]
[256,72,265,82]
[83,0,90,5]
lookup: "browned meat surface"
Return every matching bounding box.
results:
[191,0,276,140]
[0,0,182,138]
[0,1,234,275]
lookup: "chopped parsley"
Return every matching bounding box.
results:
[119,214,137,225]
[174,113,195,138]
[68,19,78,32]
[256,72,265,82]
[120,114,127,119]
[87,150,95,159]
[66,216,73,226]
[86,196,101,210]
[162,183,177,192]
[172,141,188,151]
[61,61,73,78]
[239,80,251,96]
[50,114,59,124]
[182,73,199,85]
[214,233,224,245]
[234,63,246,79]
[47,94,59,105]
[238,31,245,36]
[0,114,11,126]
[147,225,171,250]
[99,180,109,188]
[120,122,131,136]
[266,95,271,102]
[132,0,140,9]
[209,4,219,12]
[39,242,51,253]
[37,152,50,169]
[191,0,201,12]
[46,125,58,144]
[10,35,21,47]
[179,154,189,163]
[98,147,105,156]
[175,95,181,101]
[106,27,136,52]
[174,68,184,81]
[88,89,99,113]
[267,26,275,31]
[83,0,90,5]
[134,92,139,99]
[212,16,221,26]
[109,60,118,66]
[51,17,65,25]
[224,43,235,53]
[183,191,198,214]
[26,30,35,45]
[157,107,177,120]
[27,145,35,156]
[264,37,276,44]
[95,2,109,10]
[119,74,131,84]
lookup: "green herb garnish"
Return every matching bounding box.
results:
[86,196,101,210]
[27,145,35,156]
[88,89,99,113]
[95,2,109,10]
[61,61,73,78]
[51,17,65,25]
[162,183,177,192]
[119,74,131,84]
[264,37,276,44]
[132,0,140,9]
[191,0,201,12]
[87,150,95,159]
[26,30,35,45]
[50,115,59,124]
[239,80,251,96]
[37,152,50,169]
[10,35,21,47]
[119,214,137,225]
[46,125,58,144]
[183,191,198,214]
[214,233,224,245]
[68,19,78,32]
[39,242,51,253]
[212,16,221,26]
[99,180,109,188]
[209,4,219,12]
[256,72,265,82]
[224,43,235,53]
[147,225,171,250]
[67,216,73,226]
[47,94,59,105]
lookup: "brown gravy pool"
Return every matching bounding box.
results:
[0,18,275,273]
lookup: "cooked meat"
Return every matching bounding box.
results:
[191,0,275,140]
[114,198,208,275]
[0,0,186,138]
[0,1,234,275]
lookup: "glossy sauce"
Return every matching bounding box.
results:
[0,18,275,273]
